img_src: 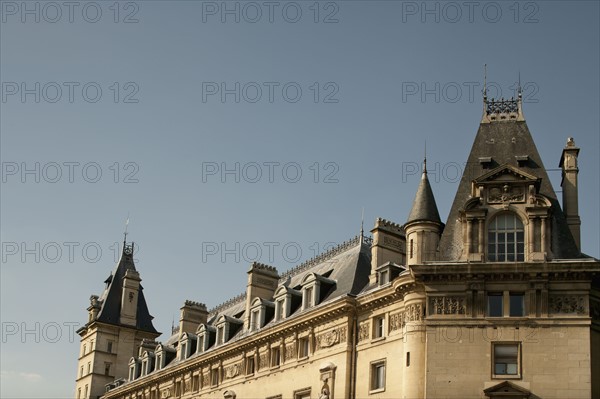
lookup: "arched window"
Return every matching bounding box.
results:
[487,213,524,262]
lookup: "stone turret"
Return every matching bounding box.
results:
[404,160,444,266]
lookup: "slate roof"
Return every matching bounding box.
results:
[161,237,372,353]
[94,245,159,334]
[438,119,581,260]
[406,162,443,225]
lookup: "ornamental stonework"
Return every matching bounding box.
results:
[488,185,525,203]
[549,295,586,315]
[429,296,466,315]
[224,363,241,380]
[284,343,296,361]
[316,327,346,349]
[405,304,423,322]
[259,352,269,370]
[358,321,370,342]
[201,372,209,388]
[389,312,403,332]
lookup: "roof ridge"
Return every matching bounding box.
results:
[206,235,371,317]
[278,235,365,282]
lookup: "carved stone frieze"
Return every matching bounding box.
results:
[201,372,209,387]
[429,296,466,315]
[259,353,269,370]
[358,321,370,342]
[284,343,296,361]
[389,312,403,332]
[405,303,423,322]
[549,295,586,315]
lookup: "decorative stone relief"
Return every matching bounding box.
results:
[316,327,346,349]
[285,343,296,361]
[389,312,403,332]
[224,363,240,380]
[430,296,466,315]
[549,295,586,315]
[259,353,269,370]
[488,185,525,204]
[160,389,171,399]
[358,321,370,342]
[405,304,423,322]
[201,372,209,388]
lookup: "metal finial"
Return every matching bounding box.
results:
[483,64,488,99]
[517,70,522,98]
[123,213,130,244]
[423,140,428,174]
[360,207,365,243]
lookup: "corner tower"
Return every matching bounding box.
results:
[74,241,160,399]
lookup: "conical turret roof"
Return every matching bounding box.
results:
[406,161,442,225]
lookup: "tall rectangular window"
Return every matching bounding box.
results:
[217,326,225,345]
[493,343,520,378]
[211,369,219,386]
[197,335,204,353]
[107,340,113,353]
[370,360,386,392]
[271,347,281,367]
[304,286,314,309]
[487,293,503,317]
[298,337,309,358]
[276,299,285,320]
[250,309,260,331]
[373,316,385,339]
[246,356,255,375]
[509,293,525,317]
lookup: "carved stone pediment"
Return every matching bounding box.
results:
[474,164,540,185]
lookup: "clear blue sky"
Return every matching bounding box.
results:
[1,1,598,397]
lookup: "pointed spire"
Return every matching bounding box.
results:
[406,156,442,225]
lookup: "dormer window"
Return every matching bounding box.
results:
[179,333,197,360]
[487,213,524,262]
[300,273,335,310]
[303,286,314,309]
[128,358,140,381]
[250,309,260,331]
[276,299,285,320]
[248,298,274,332]
[217,325,225,345]
[196,324,216,354]
[215,316,243,346]
[273,285,302,321]
[140,351,154,376]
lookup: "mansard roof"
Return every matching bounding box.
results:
[438,117,580,260]
[406,162,443,226]
[159,236,371,356]
[94,243,158,334]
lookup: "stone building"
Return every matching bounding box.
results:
[75,90,600,399]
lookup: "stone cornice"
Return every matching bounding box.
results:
[103,296,356,398]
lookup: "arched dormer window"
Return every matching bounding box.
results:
[487,213,524,262]
[273,285,302,321]
[128,357,140,381]
[248,298,274,331]
[179,332,197,361]
[300,273,335,310]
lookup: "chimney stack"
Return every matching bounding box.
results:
[179,301,208,338]
[559,137,581,251]
[120,269,141,326]
[244,262,279,330]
